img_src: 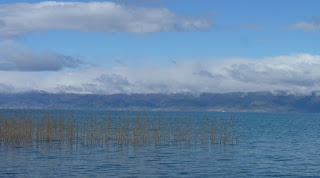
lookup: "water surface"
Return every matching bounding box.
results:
[1,110,320,177]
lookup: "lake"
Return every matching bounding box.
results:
[0,110,320,177]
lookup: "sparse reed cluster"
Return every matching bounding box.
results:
[0,110,237,148]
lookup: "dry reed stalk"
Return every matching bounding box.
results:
[210,124,215,145]
[35,121,40,142]
[59,119,64,141]
[0,110,237,148]
[4,120,8,144]
[105,119,111,145]
[165,124,171,143]
[223,125,228,145]
[69,120,74,143]
[45,119,51,142]
[231,118,235,144]
[0,120,2,145]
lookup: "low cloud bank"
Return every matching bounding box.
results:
[1,53,320,94]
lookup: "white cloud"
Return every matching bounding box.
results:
[0,40,82,71]
[0,1,212,38]
[226,54,320,88]
[287,20,320,31]
[1,53,320,94]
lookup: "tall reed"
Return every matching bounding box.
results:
[0,110,237,148]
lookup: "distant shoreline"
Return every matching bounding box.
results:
[0,91,319,113]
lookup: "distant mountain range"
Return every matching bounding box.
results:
[1,91,320,112]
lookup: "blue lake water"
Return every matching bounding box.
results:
[1,110,320,177]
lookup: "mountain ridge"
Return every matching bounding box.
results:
[1,91,320,112]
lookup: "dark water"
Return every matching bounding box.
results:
[1,110,320,177]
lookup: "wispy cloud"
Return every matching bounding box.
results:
[115,0,170,6]
[287,20,320,31]
[0,1,212,38]
[1,53,320,94]
[232,23,262,30]
[243,23,262,30]
[0,41,82,71]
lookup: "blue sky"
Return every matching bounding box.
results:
[5,0,320,64]
[0,0,320,94]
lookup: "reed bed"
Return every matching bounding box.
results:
[0,110,237,148]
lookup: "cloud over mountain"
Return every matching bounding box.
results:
[1,53,320,94]
[0,1,212,38]
[0,83,14,93]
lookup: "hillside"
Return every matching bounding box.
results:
[1,91,320,112]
